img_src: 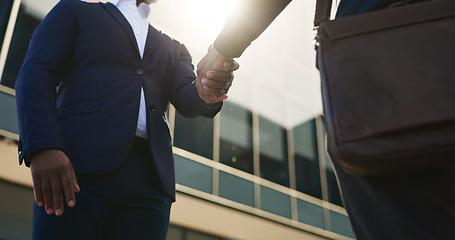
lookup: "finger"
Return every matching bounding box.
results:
[207,71,233,81]
[207,93,228,103]
[202,78,232,90]
[51,177,64,216]
[72,168,80,193]
[196,56,209,79]
[32,176,44,207]
[214,94,228,102]
[42,179,54,215]
[206,87,230,97]
[224,60,239,71]
[74,182,80,193]
[197,56,208,73]
[62,173,76,208]
[199,90,227,103]
[203,85,228,96]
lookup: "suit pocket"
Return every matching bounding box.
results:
[58,100,101,119]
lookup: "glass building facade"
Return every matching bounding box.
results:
[0,1,353,239]
[171,102,350,238]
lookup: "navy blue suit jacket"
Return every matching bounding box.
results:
[15,0,221,200]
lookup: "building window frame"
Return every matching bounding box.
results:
[0,0,21,93]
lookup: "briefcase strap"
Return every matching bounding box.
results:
[314,0,332,27]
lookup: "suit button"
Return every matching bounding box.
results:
[136,69,144,76]
[149,103,155,112]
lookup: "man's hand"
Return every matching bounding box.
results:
[30,149,80,216]
[196,45,239,103]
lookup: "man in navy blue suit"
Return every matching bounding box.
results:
[15,0,237,239]
[197,0,455,239]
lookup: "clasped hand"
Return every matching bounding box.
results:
[196,45,239,103]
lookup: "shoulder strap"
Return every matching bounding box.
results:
[314,0,333,27]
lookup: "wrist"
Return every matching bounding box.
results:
[30,148,65,163]
[208,45,232,69]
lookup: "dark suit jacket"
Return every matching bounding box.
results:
[15,0,221,200]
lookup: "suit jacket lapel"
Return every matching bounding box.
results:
[102,2,141,58]
[143,25,162,62]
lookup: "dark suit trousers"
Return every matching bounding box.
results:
[333,160,455,240]
[32,138,172,240]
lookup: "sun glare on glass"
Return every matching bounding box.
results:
[189,0,239,33]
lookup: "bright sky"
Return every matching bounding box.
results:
[186,0,239,34]
[148,0,240,58]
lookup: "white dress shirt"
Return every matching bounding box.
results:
[109,0,150,139]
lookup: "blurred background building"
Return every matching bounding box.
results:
[0,0,354,239]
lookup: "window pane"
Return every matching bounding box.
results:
[1,6,41,89]
[173,111,213,160]
[174,155,212,194]
[219,102,253,174]
[0,91,19,134]
[167,225,224,240]
[259,116,289,187]
[297,199,324,229]
[330,211,354,238]
[186,230,219,240]
[260,186,291,219]
[0,180,33,240]
[218,171,254,207]
[293,119,322,198]
[0,0,14,46]
[166,225,184,240]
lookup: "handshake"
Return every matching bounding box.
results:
[195,45,239,104]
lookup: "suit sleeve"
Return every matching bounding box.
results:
[15,0,78,165]
[169,43,222,119]
[213,0,292,58]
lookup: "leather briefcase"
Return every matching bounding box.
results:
[314,0,455,175]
